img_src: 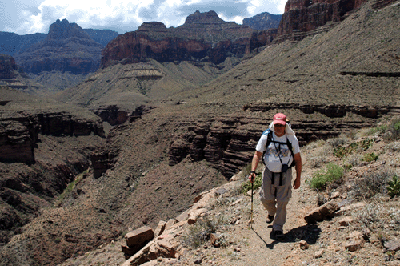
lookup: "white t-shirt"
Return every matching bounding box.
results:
[255,130,300,173]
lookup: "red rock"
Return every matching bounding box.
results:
[125,226,154,247]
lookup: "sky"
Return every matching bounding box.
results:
[0,0,286,35]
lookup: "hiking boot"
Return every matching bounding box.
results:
[271,229,285,240]
[266,215,274,224]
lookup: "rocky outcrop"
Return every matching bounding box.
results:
[0,113,38,164]
[0,55,18,79]
[277,0,367,42]
[94,105,149,126]
[90,148,118,179]
[243,12,282,30]
[14,19,103,74]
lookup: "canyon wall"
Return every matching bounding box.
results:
[169,103,394,178]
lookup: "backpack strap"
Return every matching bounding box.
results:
[261,129,272,165]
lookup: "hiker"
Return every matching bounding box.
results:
[249,113,302,240]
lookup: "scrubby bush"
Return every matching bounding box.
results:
[354,202,400,232]
[308,163,344,191]
[345,153,363,168]
[327,136,350,148]
[353,168,394,199]
[182,216,227,248]
[307,142,333,168]
[383,119,400,141]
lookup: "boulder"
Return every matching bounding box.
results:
[125,226,154,247]
[305,200,339,223]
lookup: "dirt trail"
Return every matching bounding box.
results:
[224,170,320,266]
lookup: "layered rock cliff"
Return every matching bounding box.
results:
[101,11,256,68]
[14,19,104,74]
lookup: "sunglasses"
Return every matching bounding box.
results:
[275,124,285,128]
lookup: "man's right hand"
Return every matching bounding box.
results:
[248,171,255,183]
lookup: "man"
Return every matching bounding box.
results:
[249,113,302,240]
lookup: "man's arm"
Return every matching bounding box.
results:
[293,152,302,189]
[249,151,263,183]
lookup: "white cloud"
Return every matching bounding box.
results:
[1,0,286,35]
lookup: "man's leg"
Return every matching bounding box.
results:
[259,168,277,218]
[272,200,288,231]
[272,169,292,238]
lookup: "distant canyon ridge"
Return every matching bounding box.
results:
[1,0,376,78]
[0,11,281,77]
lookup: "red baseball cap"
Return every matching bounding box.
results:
[273,113,286,126]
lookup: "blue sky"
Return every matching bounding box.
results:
[0,0,286,35]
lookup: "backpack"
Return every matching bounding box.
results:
[262,128,296,168]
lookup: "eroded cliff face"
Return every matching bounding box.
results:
[0,110,105,164]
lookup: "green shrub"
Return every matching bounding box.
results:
[333,143,358,158]
[387,175,400,198]
[360,138,374,150]
[363,152,378,162]
[308,163,344,191]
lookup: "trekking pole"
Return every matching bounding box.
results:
[249,178,254,228]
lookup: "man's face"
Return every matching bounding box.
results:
[274,123,285,136]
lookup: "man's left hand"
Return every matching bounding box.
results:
[294,177,301,189]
